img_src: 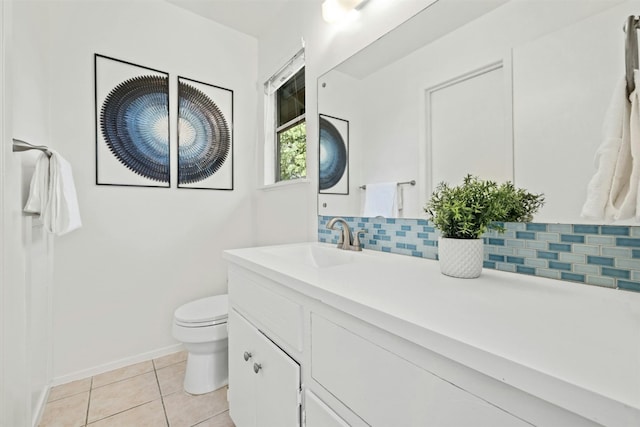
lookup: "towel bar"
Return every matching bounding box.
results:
[359,180,415,190]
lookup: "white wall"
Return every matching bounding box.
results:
[41,0,257,381]
[253,0,438,244]
[2,0,55,425]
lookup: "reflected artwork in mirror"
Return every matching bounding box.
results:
[317,0,640,226]
[319,114,349,194]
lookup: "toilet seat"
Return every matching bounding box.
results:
[174,295,228,328]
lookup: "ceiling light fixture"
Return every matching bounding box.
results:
[322,0,367,24]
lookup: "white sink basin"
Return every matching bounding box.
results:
[259,243,358,268]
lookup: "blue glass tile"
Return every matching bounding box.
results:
[493,221,504,228]
[506,256,525,265]
[601,225,630,236]
[422,240,437,247]
[381,247,391,253]
[377,229,387,235]
[524,258,546,268]
[488,254,504,262]
[396,243,406,249]
[587,256,615,266]
[526,240,548,250]
[572,244,599,255]
[417,233,429,239]
[411,251,423,257]
[407,244,417,250]
[561,272,585,282]
[602,267,631,279]
[616,237,640,247]
[488,238,505,246]
[631,227,640,237]
[558,253,586,263]
[587,236,615,245]
[386,218,396,224]
[516,231,536,239]
[615,258,640,269]
[560,234,585,243]
[601,247,632,258]
[618,280,640,292]
[574,224,599,234]
[537,251,559,260]
[417,219,428,225]
[538,268,561,279]
[548,261,572,271]
[516,265,536,275]
[358,222,366,228]
[483,261,496,269]
[505,222,526,231]
[505,239,526,248]
[537,233,560,242]
[496,247,515,256]
[586,276,616,287]
[548,243,572,252]
[633,249,640,258]
[526,223,547,232]
[496,263,516,272]
[516,248,536,258]
[373,235,391,241]
[361,218,370,222]
[574,264,599,275]
[548,224,572,233]
[319,237,327,243]
[368,239,378,245]
[373,223,382,229]
[395,231,406,237]
[423,226,435,232]
[401,225,412,231]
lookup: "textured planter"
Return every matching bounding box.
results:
[438,237,484,279]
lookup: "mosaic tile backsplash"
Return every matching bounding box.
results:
[318,215,640,293]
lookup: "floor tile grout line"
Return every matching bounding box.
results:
[84,377,93,426]
[46,387,92,404]
[153,363,172,427]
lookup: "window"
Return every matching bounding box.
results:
[263,49,306,185]
[276,67,306,181]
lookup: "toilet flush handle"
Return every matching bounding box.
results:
[253,363,262,374]
[243,351,252,361]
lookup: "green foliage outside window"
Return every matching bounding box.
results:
[278,122,306,181]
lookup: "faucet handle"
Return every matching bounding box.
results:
[352,229,366,251]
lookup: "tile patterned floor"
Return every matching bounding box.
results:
[39,351,235,427]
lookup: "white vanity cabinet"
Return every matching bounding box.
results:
[224,243,640,427]
[228,308,301,427]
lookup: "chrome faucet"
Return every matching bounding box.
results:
[326,217,365,251]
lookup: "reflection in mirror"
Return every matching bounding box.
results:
[318,0,640,225]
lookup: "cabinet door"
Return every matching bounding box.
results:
[254,322,301,427]
[305,391,350,427]
[229,308,301,427]
[229,309,257,427]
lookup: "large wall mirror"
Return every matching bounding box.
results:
[317,0,639,225]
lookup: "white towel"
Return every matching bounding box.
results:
[582,75,638,221]
[24,150,82,236]
[362,182,398,218]
[24,152,50,215]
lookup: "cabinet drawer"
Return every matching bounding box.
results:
[311,314,529,427]
[229,266,303,352]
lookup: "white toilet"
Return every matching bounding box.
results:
[172,294,229,395]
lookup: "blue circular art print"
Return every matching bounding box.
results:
[177,82,230,185]
[101,75,170,182]
[319,116,347,190]
[100,76,230,185]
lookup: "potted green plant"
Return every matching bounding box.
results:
[425,175,544,278]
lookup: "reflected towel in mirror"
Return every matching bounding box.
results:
[362,182,398,218]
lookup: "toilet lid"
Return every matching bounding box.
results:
[174,294,228,324]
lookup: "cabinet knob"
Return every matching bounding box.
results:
[253,363,262,374]
[243,351,252,361]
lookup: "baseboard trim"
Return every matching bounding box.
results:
[32,385,50,427]
[51,343,184,386]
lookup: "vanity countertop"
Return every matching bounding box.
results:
[223,242,640,425]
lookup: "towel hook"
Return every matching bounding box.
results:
[12,139,52,158]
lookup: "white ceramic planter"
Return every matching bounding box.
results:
[438,237,484,279]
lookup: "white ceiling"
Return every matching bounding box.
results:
[165,0,309,38]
